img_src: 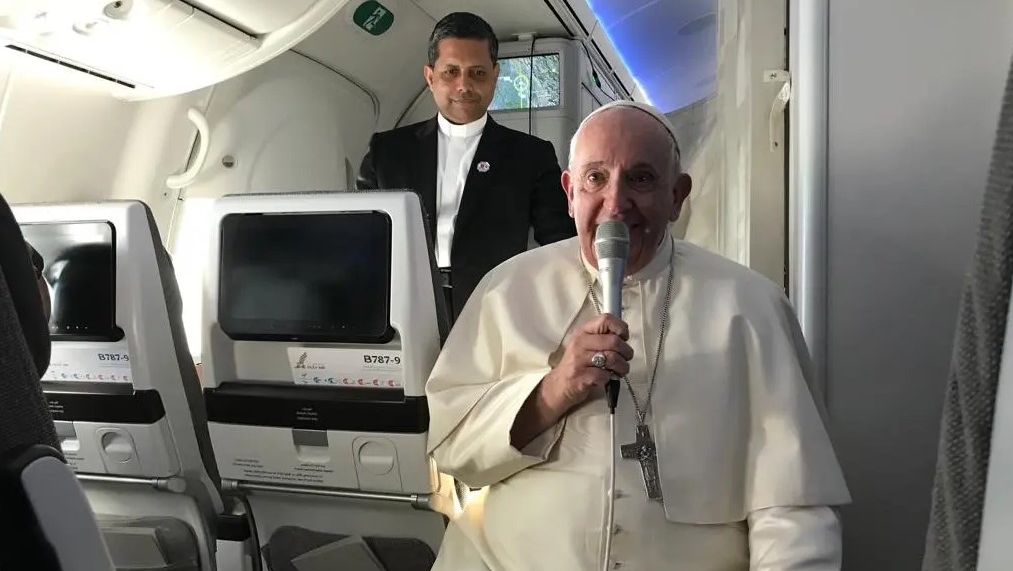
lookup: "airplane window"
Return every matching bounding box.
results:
[20,221,121,341]
[490,53,561,111]
[218,211,394,344]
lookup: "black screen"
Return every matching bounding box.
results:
[19,221,121,341]
[219,211,394,343]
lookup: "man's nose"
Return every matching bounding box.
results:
[602,183,633,216]
[455,75,474,93]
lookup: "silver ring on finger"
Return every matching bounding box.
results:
[590,352,607,369]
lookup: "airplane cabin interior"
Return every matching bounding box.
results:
[0,1,1011,571]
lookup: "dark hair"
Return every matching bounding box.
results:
[26,243,43,279]
[427,12,498,66]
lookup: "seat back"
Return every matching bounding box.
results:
[0,192,114,571]
[201,190,455,570]
[14,200,223,571]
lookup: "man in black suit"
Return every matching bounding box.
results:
[356,12,576,321]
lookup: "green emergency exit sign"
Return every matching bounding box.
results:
[353,1,394,36]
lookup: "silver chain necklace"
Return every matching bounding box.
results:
[580,238,676,425]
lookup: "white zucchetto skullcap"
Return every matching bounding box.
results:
[576,99,681,161]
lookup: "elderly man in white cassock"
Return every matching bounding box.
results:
[424,99,852,571]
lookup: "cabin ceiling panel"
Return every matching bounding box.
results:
[585,0,717,112]
[195,0,321,34]
[411,0,567,38]
[295,0,568,129]
[295,0,436,128]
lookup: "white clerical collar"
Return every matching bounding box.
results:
[581,228,674,284]
[437,112,487,138]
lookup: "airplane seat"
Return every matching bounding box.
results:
[349,186,452,348]
[14,200,226,571]
[0,192,114,571]
[201,190,457,571]
[0,287,118,571]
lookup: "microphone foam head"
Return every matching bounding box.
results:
[594,220,630,260]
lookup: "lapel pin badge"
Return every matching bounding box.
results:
[477,161,490,173]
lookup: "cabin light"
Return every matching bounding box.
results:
[632,76,655,107]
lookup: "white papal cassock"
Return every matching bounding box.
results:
[425,232,852,571]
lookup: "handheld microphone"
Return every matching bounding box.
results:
[594,220,628,571]
[593,220,629,415]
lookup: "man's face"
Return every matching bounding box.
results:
[424,37,499,125]
[562,108,692,275]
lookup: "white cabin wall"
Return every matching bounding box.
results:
[169,49,377,360]
[0,59,132,204]
[180,50,376,200]
[0,53,206,236]
[398,88,438,127]
[824,1,1013,569]
[668,0,786,288]
[295,0,438,131]
[668,96,718,252]
[112,92,214,236]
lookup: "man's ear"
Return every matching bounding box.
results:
[670,173,693,221]
[561,170,576,217]
[423,65,435,89]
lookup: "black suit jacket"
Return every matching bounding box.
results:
[0,193,49,376]
[356,116,576,317]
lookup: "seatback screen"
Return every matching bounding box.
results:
[20,221,120,341]
[219,211,394,343]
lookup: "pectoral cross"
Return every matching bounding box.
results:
[620,423,663,501]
